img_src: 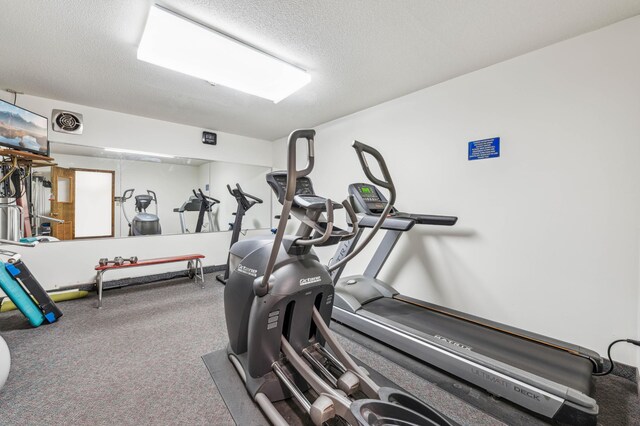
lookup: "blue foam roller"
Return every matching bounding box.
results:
[0,261,44,327]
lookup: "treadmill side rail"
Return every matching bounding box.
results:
[333,306,598,421]
[396,294,603,370]
[358,307,597,410]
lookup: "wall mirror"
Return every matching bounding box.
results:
[30,142,272,240]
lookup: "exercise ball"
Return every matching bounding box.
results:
[0,335,10,390]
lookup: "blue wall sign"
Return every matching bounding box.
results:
[468,137,500,161]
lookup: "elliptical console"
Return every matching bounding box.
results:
[223,129,457,425]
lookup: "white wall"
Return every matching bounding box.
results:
[273,16,640,366]
[0,93,273,289]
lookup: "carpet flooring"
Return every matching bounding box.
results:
[0,276,637,425]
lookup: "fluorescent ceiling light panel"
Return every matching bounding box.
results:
[104,148,175,158]
[137,5,311,103]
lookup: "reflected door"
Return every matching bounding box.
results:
[74,169,115,238]
[51,166,75,240]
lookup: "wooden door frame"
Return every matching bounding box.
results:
[50,166,75,240]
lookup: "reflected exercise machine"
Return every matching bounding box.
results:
[174,189,220,233]
[215,183,262,284]
[121,189,161,236]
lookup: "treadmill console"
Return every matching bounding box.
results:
[349,183,394,214]
[348,183,458,227]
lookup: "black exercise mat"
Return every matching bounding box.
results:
[202,349,403,425]
[202,350,269,425]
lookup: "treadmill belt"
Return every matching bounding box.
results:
[364,297,594,395]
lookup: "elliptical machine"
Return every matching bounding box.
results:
[121,189,161,236]
[216,183,263,284]
[224,129,456,425]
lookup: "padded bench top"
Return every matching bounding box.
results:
[95,254,205,271]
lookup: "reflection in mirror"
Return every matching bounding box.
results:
[33,142,272,241]
[74,170,114,238]
[205,161,272,233]
[56,177,70,203]
[117,157,208,237]
[50,167,75,239]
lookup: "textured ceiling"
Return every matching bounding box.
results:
[1,0,639,140]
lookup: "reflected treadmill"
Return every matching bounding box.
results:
[330,183,603,425]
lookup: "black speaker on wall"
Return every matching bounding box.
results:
[202,131,217,145]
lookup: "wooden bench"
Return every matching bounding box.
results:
[94,254,205,308]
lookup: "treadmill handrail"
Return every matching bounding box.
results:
[395,212,458,226]
[258,129,315,296]
[356,214,415,231]
[236,183,263,204]
[194,188,220,205]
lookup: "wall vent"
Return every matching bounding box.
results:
[52,110,83,135]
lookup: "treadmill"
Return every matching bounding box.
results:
[173,189,220,233]
[330,182,604,425]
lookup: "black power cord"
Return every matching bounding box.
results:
[593,339,640,376]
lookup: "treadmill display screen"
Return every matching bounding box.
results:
[358,185,380,201]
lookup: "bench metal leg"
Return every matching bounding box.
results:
[196,258,205,288]
[187,259,205,288]
[96,271,104,309]
[200,259,205,287]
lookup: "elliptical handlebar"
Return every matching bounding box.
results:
[121,189,134,224]
[296,199,335,246]
[147,189,159,215]
[327,141,395,273]
[285,129,315,203]
[257,130,392,295]
[122,189,134,202]
[146,189,158,203]
[258,131,395,294]
[340,198,359,240]
[352,141,395,204]
[257,130,315,296]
